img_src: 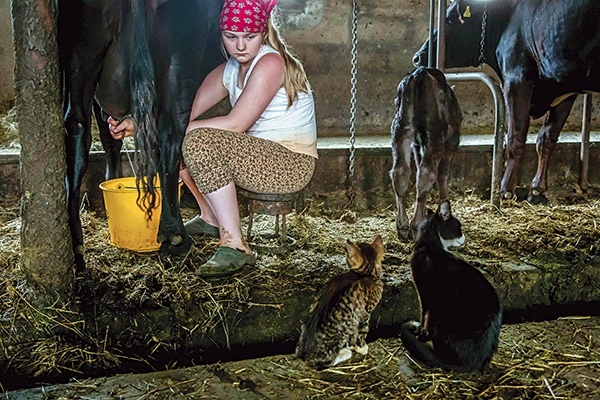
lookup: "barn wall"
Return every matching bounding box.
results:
[0,0,14,108]
[1,0,599,131]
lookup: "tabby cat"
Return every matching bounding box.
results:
[401,200,502,372]
[295,235,385,370]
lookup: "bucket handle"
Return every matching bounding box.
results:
[123,138,137,179]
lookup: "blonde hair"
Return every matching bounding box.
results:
[264,13,310,107]
[219,10,311,107]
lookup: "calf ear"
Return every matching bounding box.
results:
[437,200,452,221]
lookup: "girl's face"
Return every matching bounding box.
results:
[221,31,264,65]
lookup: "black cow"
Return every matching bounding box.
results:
[58,0,224,268]
[414,0,600,204]
[390,67,462,239]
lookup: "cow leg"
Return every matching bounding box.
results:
[60,0,120,271]
[94,103,123,180]
[146,0,218,257]
[438,128,460,201]
[529,96,576,204]
[390,136,413,240]
[154,107,192,256]
[436,152,455,201]
[501,81,533,200]
[64,50,103,271]
[157,138,192,256]
[412,147,439,232]
[65,102,93,271]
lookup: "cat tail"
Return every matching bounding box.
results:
[295,329,338,370]
[296,274,358,360]
[400,321,439,366]
[295,324,327,368]
[400,321,476,373]
[295,329,307,359]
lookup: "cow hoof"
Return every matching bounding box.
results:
[397,226,415,241]
[170,235,183,246]
[527,192,549,205]
[157,233,184,246]
[159,235,192,257]
[75,252,86,273]
[501,191,514,200]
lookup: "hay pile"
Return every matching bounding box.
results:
[0,106,18,150]
[1,189,599,395]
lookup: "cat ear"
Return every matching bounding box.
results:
[346,239,359,258]
[371,235,384,251]
[438,200,452,221]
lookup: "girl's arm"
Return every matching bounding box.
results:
[186,52,285,134]
[108,62,229,140]
[188,63,229,123]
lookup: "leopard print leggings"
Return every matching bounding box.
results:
[182,128,316,194]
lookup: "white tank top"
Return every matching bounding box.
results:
[222,45,318,158]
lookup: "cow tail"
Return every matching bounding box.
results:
[130,0,159,221]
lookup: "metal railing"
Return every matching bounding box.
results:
[430,0,592,207]
[430,0,505,207]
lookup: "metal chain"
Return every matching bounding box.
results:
[478,4,488,65]
[348,0,358,208]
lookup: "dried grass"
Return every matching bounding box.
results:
[0,107,18,150]
[1,187,599,395]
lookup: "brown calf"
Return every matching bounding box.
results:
[390,67,462,239]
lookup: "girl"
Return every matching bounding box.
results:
[110,0,317,277]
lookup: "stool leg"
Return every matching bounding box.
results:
[274,214,280,236]
[295,190,305,212]
[281,215,287,245]
[247,211,254,244]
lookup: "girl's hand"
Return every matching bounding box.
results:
[108,116,135,140]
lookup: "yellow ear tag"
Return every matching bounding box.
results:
[463,6,471,18]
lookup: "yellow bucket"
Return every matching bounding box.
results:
[99,176,168,252]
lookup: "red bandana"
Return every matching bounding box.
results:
[219,0,278,33]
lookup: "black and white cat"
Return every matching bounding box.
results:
[401,200,502,372]
[296,236,384,370]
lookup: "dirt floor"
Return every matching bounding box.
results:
[5,316,600,399]
[1,105,600,398]
[1,187,600,398]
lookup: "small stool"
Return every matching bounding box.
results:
[237,188,304,254]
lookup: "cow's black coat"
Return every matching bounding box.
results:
[58,0,224,268]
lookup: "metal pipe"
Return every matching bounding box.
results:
[580,93,592,190]
[436,0,446,70]
[431,0,505,207]
[428,0,436,68]
[445,72,506,207]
